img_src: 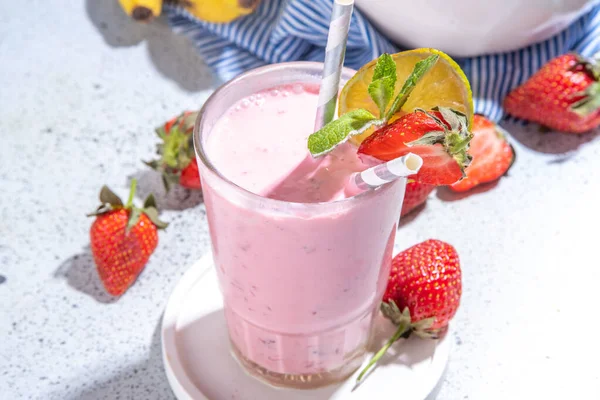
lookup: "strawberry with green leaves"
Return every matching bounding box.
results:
[307,54,473,186]
[145,111,202,190]
[307,54,441,157]
[504,53,600,133]
[88,180,167,296]
[357,239,462,383]
[358,108,473,185]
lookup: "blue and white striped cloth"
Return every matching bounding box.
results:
[166,0,600,122]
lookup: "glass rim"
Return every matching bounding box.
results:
[193,61,395,209]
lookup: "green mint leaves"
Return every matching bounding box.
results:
[368,53,397,118]
[384,55,439,120]
[307,109,379,157]
[307,53,439,157]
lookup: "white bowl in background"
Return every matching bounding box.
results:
[354,0,599,56]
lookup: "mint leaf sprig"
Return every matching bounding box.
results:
[307,109,381,157]
[385,55,439,120]
[307,54,439,157]
[368,53,397,118]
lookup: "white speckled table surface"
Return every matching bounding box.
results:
[2,1,600,399]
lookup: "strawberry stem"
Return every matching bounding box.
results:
[126,179,137,208]
[447,131,473,154]
[356,319,411,384]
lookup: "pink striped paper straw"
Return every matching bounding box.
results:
[352,153,423,191]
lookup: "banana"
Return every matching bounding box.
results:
[118,0,163,22]
[178,0,261,24]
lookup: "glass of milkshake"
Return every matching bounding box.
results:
[194,62,408,388]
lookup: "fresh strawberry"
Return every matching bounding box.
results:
[382,239,462,331]
[357,239,462,383]
[88,180,167,296]
[179,158,201,189]
[145,111,202,190]
[358,107,473,185]
[450,115,515,192]
[504,53,600,133]
[401,180,435,217]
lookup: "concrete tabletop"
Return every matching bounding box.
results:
[2,1,599,399]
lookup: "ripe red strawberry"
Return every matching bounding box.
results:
[383,239,462,331]
[450,115,515,192]
[357,239,462,383]
[504,53,600,133]
[180,158,201,189]
[145,111,202,190]
[88,180,167,296]
[358,107,473,185]
[401,180,435,217]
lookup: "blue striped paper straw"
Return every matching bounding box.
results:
[353,153,423,191]
[314,0,354,131]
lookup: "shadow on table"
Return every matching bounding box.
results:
[127,170,204,211]
[54,247,118,304]
[45,311,446,400]
[353,312,441,394]
[366,321,447,400]
[60,319,174,400]
[502,121,600,154]
[435,181,499,202]
[85,0,215,92]
[398,201,428,228]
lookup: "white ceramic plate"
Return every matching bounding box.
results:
[161,254,451,400]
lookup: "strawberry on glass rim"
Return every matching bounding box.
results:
[358,107,473,185]
[339,48,474,145]
[307,50,474,187]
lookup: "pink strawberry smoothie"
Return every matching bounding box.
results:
[206,83,371,203]
[201,83,406,383]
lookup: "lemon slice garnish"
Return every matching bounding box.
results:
[339,48,473,144]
